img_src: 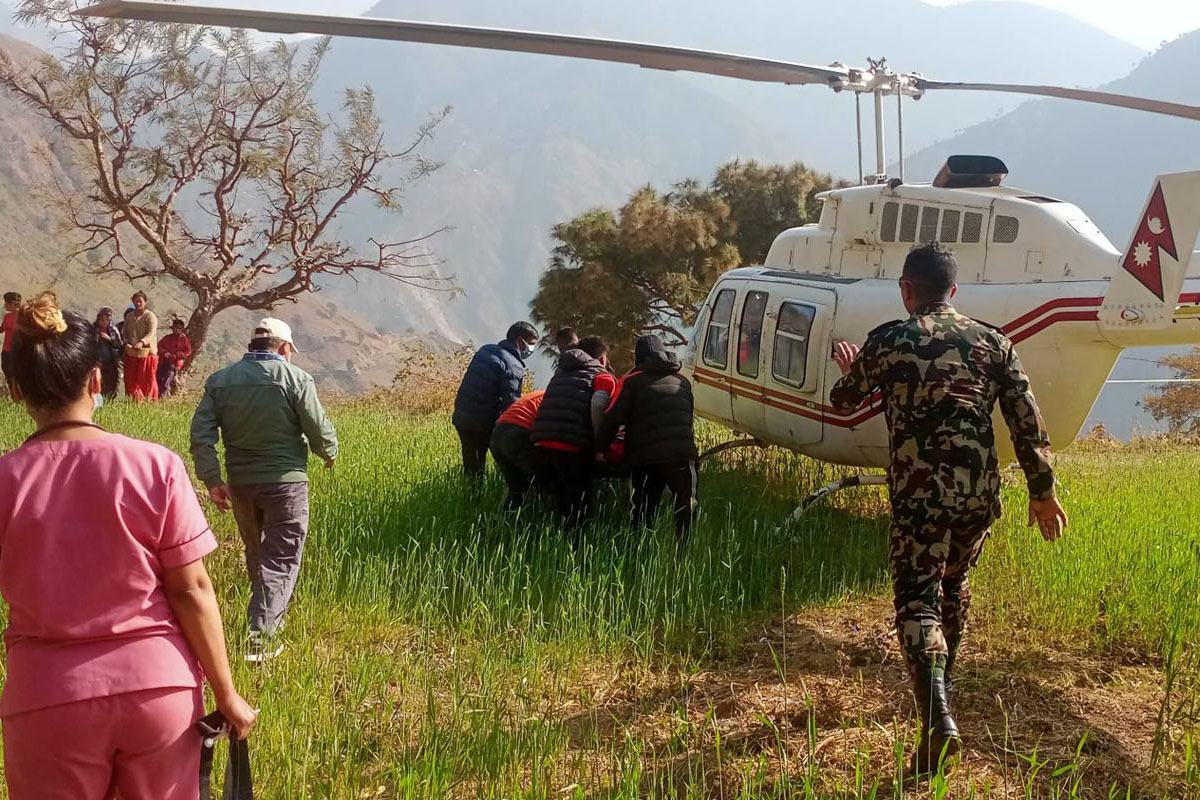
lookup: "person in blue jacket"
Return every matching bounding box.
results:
[452,321,539,477]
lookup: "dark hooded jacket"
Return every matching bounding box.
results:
[531,348,606,452]
[452,340,527,432]
[598,336,696,466]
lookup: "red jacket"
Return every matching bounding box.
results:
[158,332,192,369]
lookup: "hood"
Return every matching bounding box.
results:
[634,335,680,374]
[557,347,603,373]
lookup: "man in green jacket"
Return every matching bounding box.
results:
[190,318,337,661]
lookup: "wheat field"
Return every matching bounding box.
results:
[0,400,1195,799]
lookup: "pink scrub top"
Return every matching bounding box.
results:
[0,434,217,717]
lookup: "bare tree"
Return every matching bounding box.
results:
[0,0,454,366]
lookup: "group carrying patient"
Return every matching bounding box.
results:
[451,325,700,537]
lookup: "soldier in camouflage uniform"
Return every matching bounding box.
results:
[830,242,1068,773]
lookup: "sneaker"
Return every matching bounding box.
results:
[245,630,284,663]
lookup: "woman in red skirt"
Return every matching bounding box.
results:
[123,291,159,402]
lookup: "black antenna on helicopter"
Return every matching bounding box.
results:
[77,0,1200,189]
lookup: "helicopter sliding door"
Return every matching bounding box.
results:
[728,286,770,435]
[761,285,836,447]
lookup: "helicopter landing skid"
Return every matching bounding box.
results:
[698,437,764,462]
[783,474,888,525]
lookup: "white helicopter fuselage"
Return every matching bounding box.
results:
[682,176,1200,468]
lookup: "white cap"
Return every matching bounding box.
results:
[254,317,298,351]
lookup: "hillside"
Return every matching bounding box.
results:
[0,31,442,393]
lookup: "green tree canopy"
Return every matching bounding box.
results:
[530,160,833,371]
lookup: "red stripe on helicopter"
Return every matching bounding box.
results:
[1001,296,1102,335]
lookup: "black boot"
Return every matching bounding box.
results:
[910,656,962,775]
[944,640,959,699]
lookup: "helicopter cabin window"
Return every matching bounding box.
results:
[880,201,899,242]
[898,204,919,242]
[702,288,736,369]
[737,291,769,378]
[993,215,1020,243]
[772,303,818,388]
[962,212,983,243]
[919,206,940,243]
[940,209,961,243]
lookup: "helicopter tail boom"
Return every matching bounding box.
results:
[1099,171,1200,332]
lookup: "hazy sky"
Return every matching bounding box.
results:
[242,0,1200,51]
[925,0,1200,49]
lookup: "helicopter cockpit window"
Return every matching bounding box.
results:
[899,204,919,242]
[962,212,983,243]
[703,288,735,369]
[880,201,899,242]
[772,302,817,388]
[919,206,940,243]
[993,215,1020,243]
[737,291,769,378]
[940,209,961,243]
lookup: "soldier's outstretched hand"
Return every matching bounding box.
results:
[1028,497,1068,542]
[833,340,861,375]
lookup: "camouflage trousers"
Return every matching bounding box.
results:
[890,517,991,674]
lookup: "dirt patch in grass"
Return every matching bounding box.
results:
[558,596,1183,798]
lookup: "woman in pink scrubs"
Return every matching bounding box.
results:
[0,294,257,798]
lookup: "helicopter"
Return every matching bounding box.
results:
[78,1,1200,505]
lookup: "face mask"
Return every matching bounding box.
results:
[519,341,535,357]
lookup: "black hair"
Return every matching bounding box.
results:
[506,321,538,344]
[11,292,99,411]
[901,242,957,302]
[4,292,21,304]
[577,335,607,360]
[554,327,578,352]
[131,290,148,303]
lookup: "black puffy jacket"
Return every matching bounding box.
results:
[598,338,696,465]
[452,340,527,432]
[531,348,605,451]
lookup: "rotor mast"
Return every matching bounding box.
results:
[831,59,924,185]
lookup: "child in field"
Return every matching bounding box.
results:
[157,317,192,397]
[1,292,21,399]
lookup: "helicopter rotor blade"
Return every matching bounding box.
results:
[74,1,1200,124]
[75,1,848,87]
[916,79,1200,122]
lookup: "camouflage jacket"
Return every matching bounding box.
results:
[830,302,1055,526]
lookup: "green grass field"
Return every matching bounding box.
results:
[0,401,1196,799]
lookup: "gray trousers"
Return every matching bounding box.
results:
[230,482,310,635]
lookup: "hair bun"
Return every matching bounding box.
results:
[18,292,68,339]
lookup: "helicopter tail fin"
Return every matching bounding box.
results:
[1100,171,1200,329]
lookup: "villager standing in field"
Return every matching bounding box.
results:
[829,242,1068,775]
[531,336,615,527]
[489,390,545,512]
[190,318,338,662]
[123,291,159,402]
[0,293,255,797]
[598,335,699,539]
[451,322,539,477]
[157,317,193,398]
[1,292,21,399]
[94,306,124,400]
